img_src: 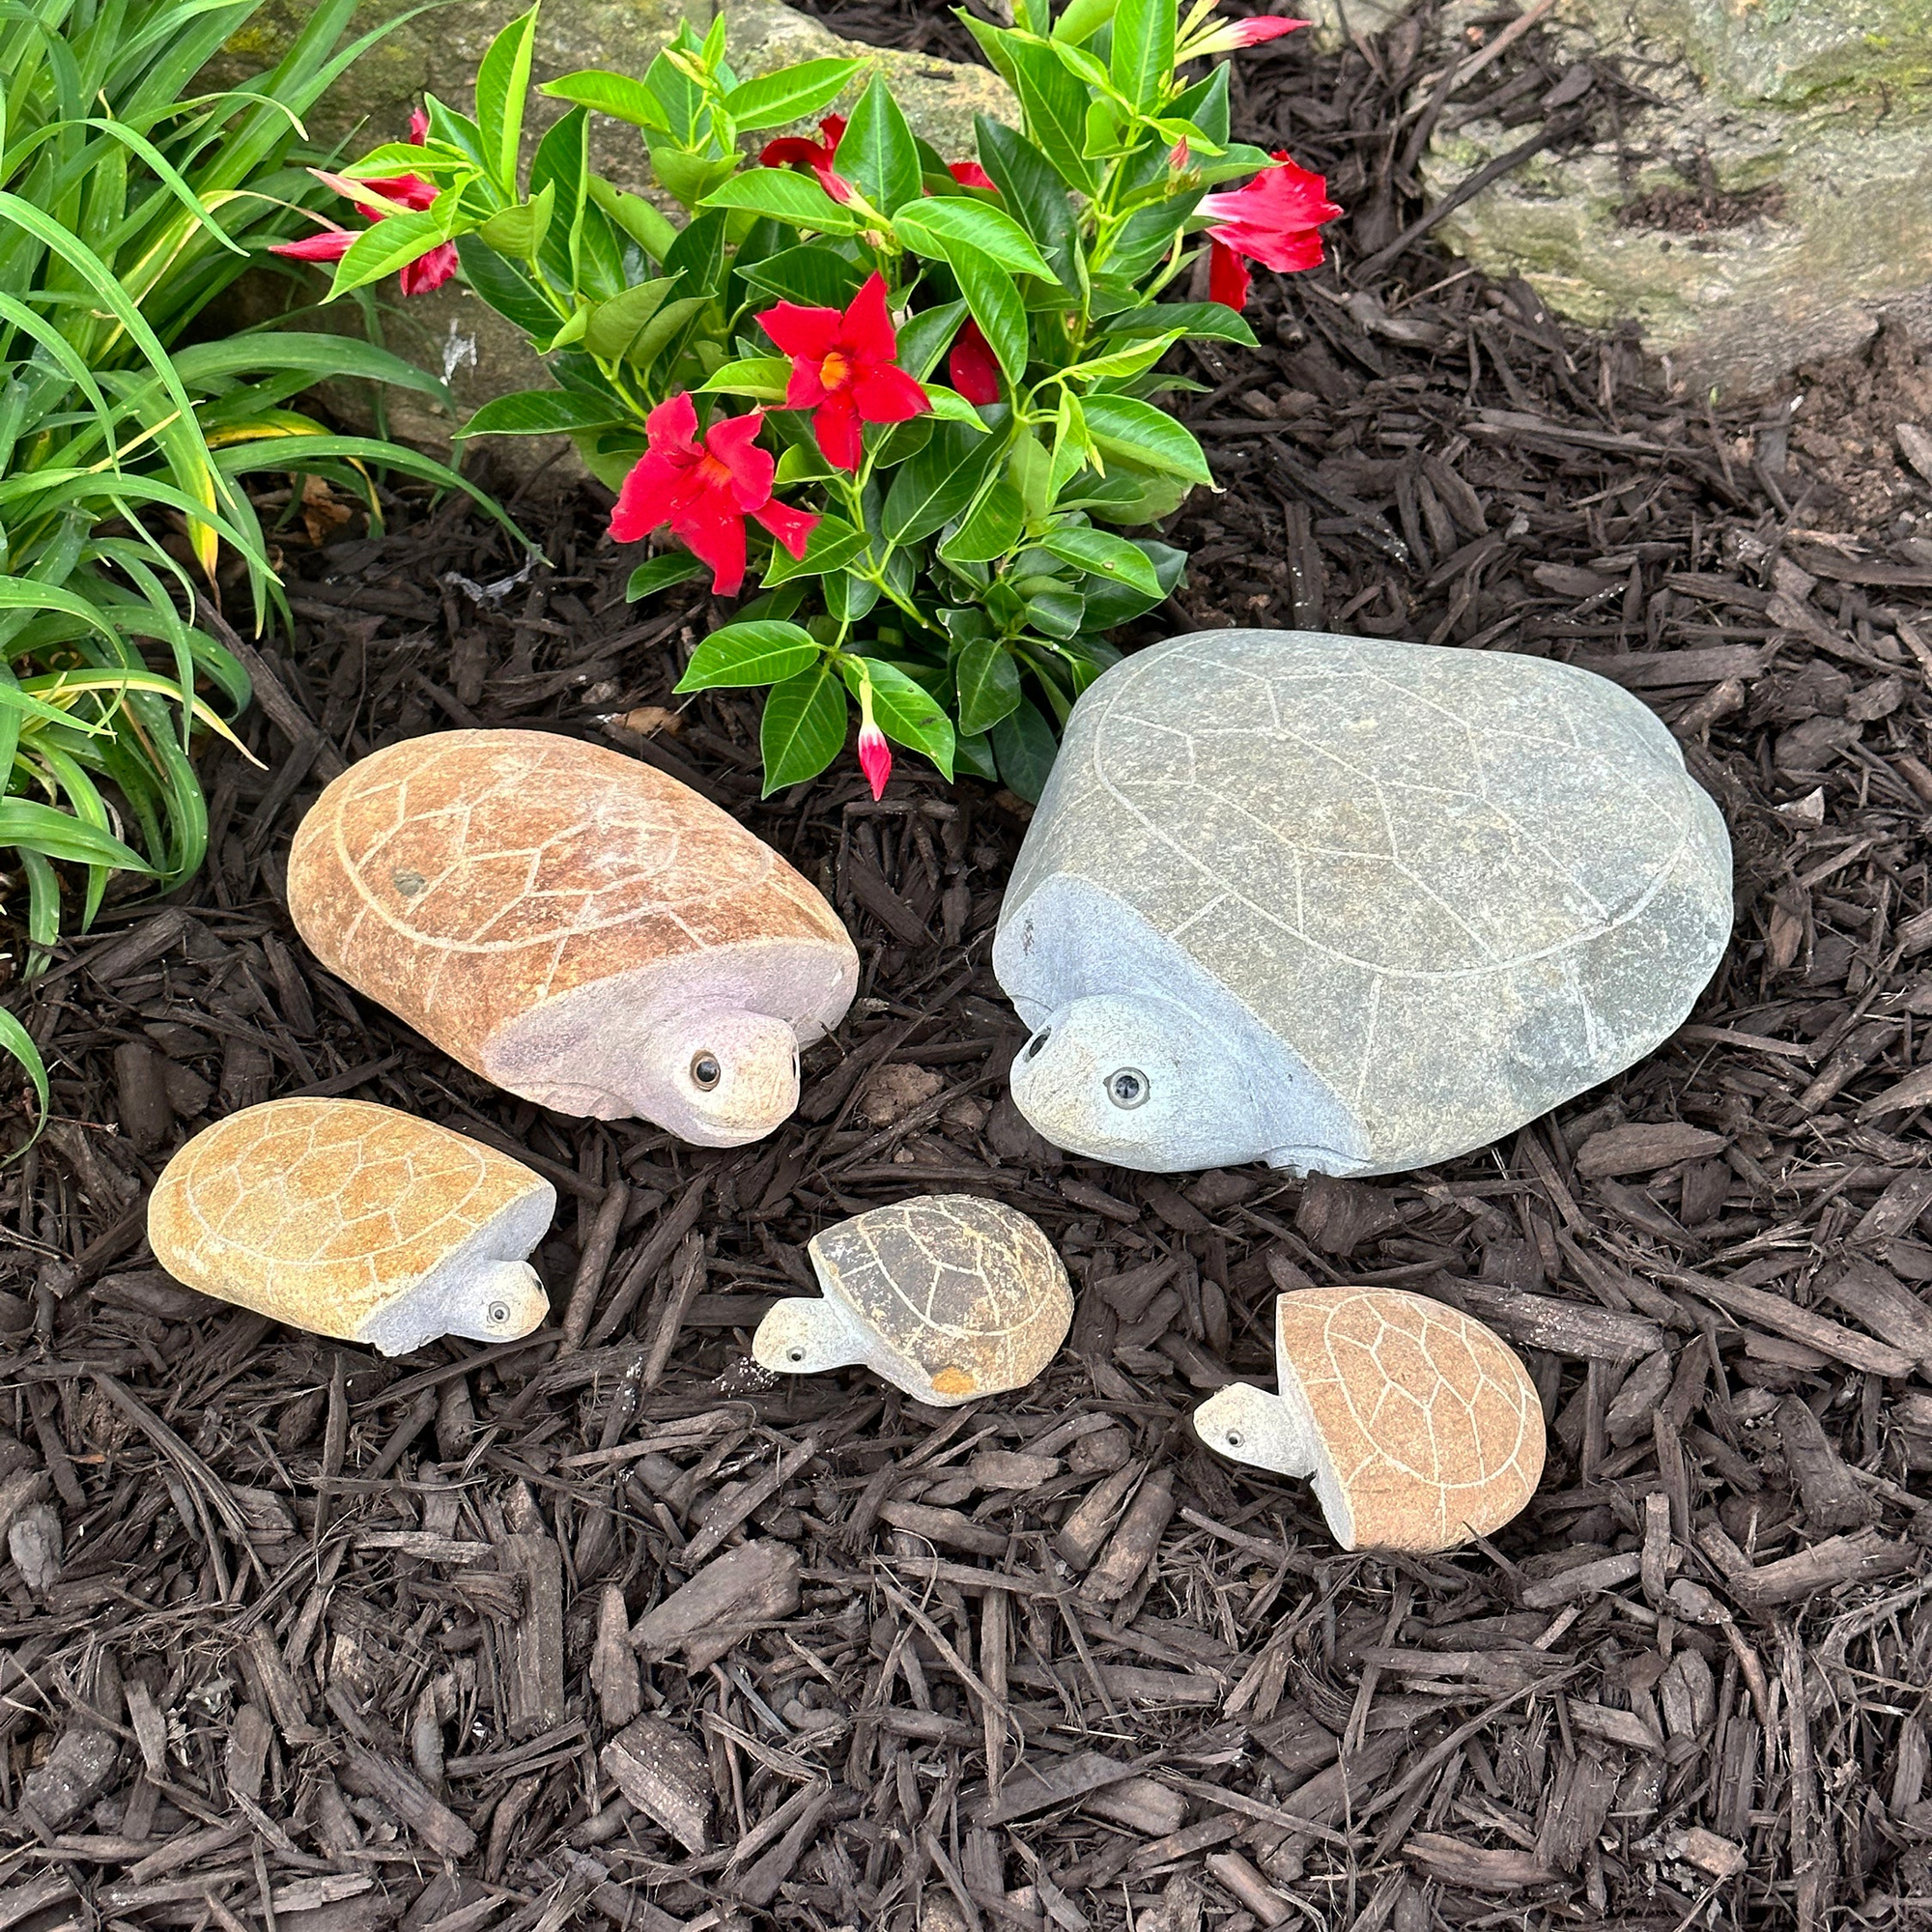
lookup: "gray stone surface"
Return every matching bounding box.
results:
[218,0,1009,465]
[993,629,1734,1178]
[1426,0,1932,397]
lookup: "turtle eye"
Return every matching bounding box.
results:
[1026,1028,1051,1060]
[487,1299,512,1328]
[691,1052,722,1090]
[1225,1429,1244,1450]
[787,1347,806,1364]
[1107,1067,1149,1109]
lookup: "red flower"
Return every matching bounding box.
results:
[758,115,852,203]
[856,684,892,799]
[270,108,457,295]
[756,272,929,471]
[1208,239,1252,311]
[948,320,1001,406]
[1200,154,1342,276]
[609,394,817,598]
[1186,13,1309,52]
[948,159,996,190]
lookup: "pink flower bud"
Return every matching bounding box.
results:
[857,720,893,799]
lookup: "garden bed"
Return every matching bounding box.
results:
[4,3,1932,1928]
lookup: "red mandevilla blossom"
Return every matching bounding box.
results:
[1208,240,1251,312]
[947,159,996,190]
[610,394,816,599]
[759,115,851,203]
[1187,13,1308,53]
[1201,154,1342,310]
[856,684,892,799]
[270,105,457,296]
[756,272,929,472]
[948,320,1001,406]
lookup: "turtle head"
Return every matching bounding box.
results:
[1193,1380,1313,1477]
[1008,993,1265,1171]
[753,1295,868,1378]
[633,1007,801,1147]
[448,1262,550,1345]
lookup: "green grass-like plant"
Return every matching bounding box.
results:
[0,0,505,1135]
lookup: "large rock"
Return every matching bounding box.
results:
[220,0,1010,466]
[1423,0,1932,398]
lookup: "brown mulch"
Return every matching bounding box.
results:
[5,4,1932,1929]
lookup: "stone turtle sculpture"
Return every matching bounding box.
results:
[289,729,858,1146]
[753,1195,1072,1405]
[1193,1288,1545,1551]
[148,1098,554,1355]
[995,629,1732,1175]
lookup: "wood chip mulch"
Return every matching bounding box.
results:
[4,4,1932,1927]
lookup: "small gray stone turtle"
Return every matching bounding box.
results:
[996,629,1733,1175]
[753,1195,1072,1405]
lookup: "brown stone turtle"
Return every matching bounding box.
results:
[1193,1288,1544,1550]
[148,1098,554,1355]
[753,1196,1072,1405]
[288,729,858,1145]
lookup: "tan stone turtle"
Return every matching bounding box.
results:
[753,1196,1072,1406]
[1193,1288,1544,1551]
[288,729,858,1146]
[148,1098,554,1355]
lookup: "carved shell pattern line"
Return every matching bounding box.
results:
[151,1100,542,1335]
[306,731,844,1019]
[1278,1288,1543,1549]
[813,1197,1071,1392]
[1085,636,1699,983]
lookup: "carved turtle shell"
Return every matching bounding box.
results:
[807,1196,1072,1403]
[287,729,857,1138]
[148,1098,554,1356]
[996,629,1732,1176]
[1197,1287,1544,1551]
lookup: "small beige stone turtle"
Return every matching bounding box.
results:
[148,1098,554,1355]
[753,1196,1072,1406]
[288,729,858,1146]
[1193,1288,1544,1551]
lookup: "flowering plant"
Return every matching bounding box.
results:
[307,0,1338,796]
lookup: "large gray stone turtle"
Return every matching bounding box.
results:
[994,630,1733,1176]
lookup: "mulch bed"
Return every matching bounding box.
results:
[5,4,1932,1928]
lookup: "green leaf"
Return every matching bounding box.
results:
[895,300,969,383]
[1081,395,1213,483]
[944,239,1030,386]
[649,143,739,210]
[990,697,1060,802]
[1102,300,1258,347]
[698,355,794,400]
[1078,536,1186,623]
[476,180,556,261]
[627,554,706,601]
[974,118,1078,286]
[724,57,867,130]
[326,201,454,298]
[954,729,1000,781]
[623,295,709,372]
[1026,588,1086,638]
[941,477,1027,562]
[1039,526,1162,595]
[0,798,152,873]
[457,233,557,335]
[475,7,540,193]
[676,621,821,691]
[542,69,670,130]
[894,198,1054,277]
[836,75,924,213]
[664,208,730,298]
[761,662,849,793]
[845,658,955,778]
[954,638,1024,735]
[700,168,861,232]
[740,244,867,308]
[762,515,869,585]
[1066,329,1183,382]
[1053,0,1121,43]
[962,19,1097,192]
[582,278,678,358]
[457,391,627,438]
[923,384,993,430]
[0,1005,48,1151]
[882,421,1001,545]
[587,176,683,260]
[1110,0,1174,109]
